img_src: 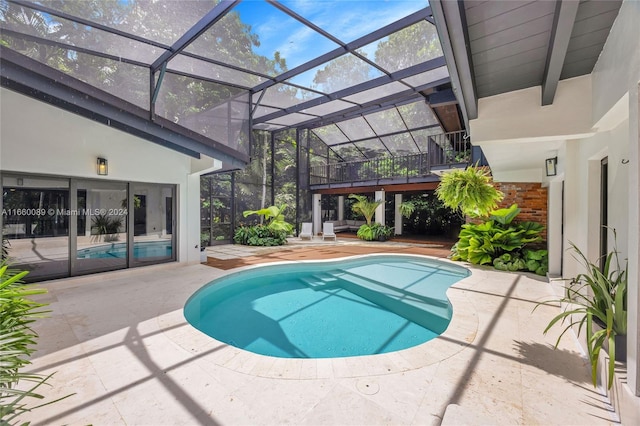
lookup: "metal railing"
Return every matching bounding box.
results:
[310,131,470,186]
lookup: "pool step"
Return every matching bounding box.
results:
[299,273,340,289]
[327,270,451,333]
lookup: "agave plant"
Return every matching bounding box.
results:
[538,233,627,389]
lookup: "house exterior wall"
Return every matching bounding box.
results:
[0,88,217,265]
[590,0,640,407]
[468,0,640,417]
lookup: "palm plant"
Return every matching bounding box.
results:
[348,194,382,225]
[435,164,503,218]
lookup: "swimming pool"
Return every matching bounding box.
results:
[76,241,172,259]
[184,255,469,359]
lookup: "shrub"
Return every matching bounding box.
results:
[451,204,548,275]
[233,225,288,246]
[242,205,293,235]
[356,223,394,241]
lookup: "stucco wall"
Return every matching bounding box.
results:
[588,0,640,404]
[0,88,210,264]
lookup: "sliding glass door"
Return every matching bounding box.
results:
[130,183,175,266]
[2,173,177,282]
[1,175,70,281]
[73,180,128,275]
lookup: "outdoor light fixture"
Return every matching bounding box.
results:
[545,157,557,176]
[97,157,108,175]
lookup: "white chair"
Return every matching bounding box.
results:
[322,222,337,241]
[299,222,313,240]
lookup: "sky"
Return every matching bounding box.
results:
[233,0,430,85]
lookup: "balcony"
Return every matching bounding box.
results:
[310,131,471,189]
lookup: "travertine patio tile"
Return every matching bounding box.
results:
[22,247,615,425]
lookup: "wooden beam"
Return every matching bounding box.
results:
[315,182,439,195]
[542,0,580,105]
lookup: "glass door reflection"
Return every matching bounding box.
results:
[74,180,128,275]
[2,175,70,281]
[130,183,175,266]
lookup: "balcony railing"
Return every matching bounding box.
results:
[310,131,470,186]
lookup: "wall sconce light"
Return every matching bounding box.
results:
[545,157,557,176]
[97,157,108,175]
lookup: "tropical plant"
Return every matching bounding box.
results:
[451,204,547,275]
[435,164,504,218]
[348,194,382,225]
[233,225,288,247]
[242,204,294,235]
[538,236,627,389]
[0,264,71,423]
[356,223,394,242]
[91,214,123,235]
[399,201,416,219]
[401,192,463,236]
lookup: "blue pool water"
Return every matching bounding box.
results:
[184,255,469,359]
[76,241,172,259]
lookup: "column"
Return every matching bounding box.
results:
[395,193,403,235]
[547,179,563,276]
[374,190,385,225]
[312,193,322,236]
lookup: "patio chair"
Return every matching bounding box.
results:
[322,222,337,241]
[299,222,313,240]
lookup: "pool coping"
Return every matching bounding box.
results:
[160,253,479,379]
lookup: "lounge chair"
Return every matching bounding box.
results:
[322,222,337,241]
[299,222,313,240]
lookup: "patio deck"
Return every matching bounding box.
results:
[23,240,618,425]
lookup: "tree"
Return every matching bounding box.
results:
[312,53,372,92]
[374,20,442,72]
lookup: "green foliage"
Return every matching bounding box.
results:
[401,192,463,236]
[398,201,416,219]
[233,225,288,247]
[0,264,70,423]
[242,205,293,235]
[435,165,504,218]
[348,194,383,225]
[356,223,394,241]
[451,204,547,275]
[537,234,627,389]
[91,214,123,235]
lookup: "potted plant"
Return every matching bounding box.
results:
[539,234,627,389]
[91,214,123,242]
[399,201,415,219]
[375,224,394,241]
[435,164,503,218]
